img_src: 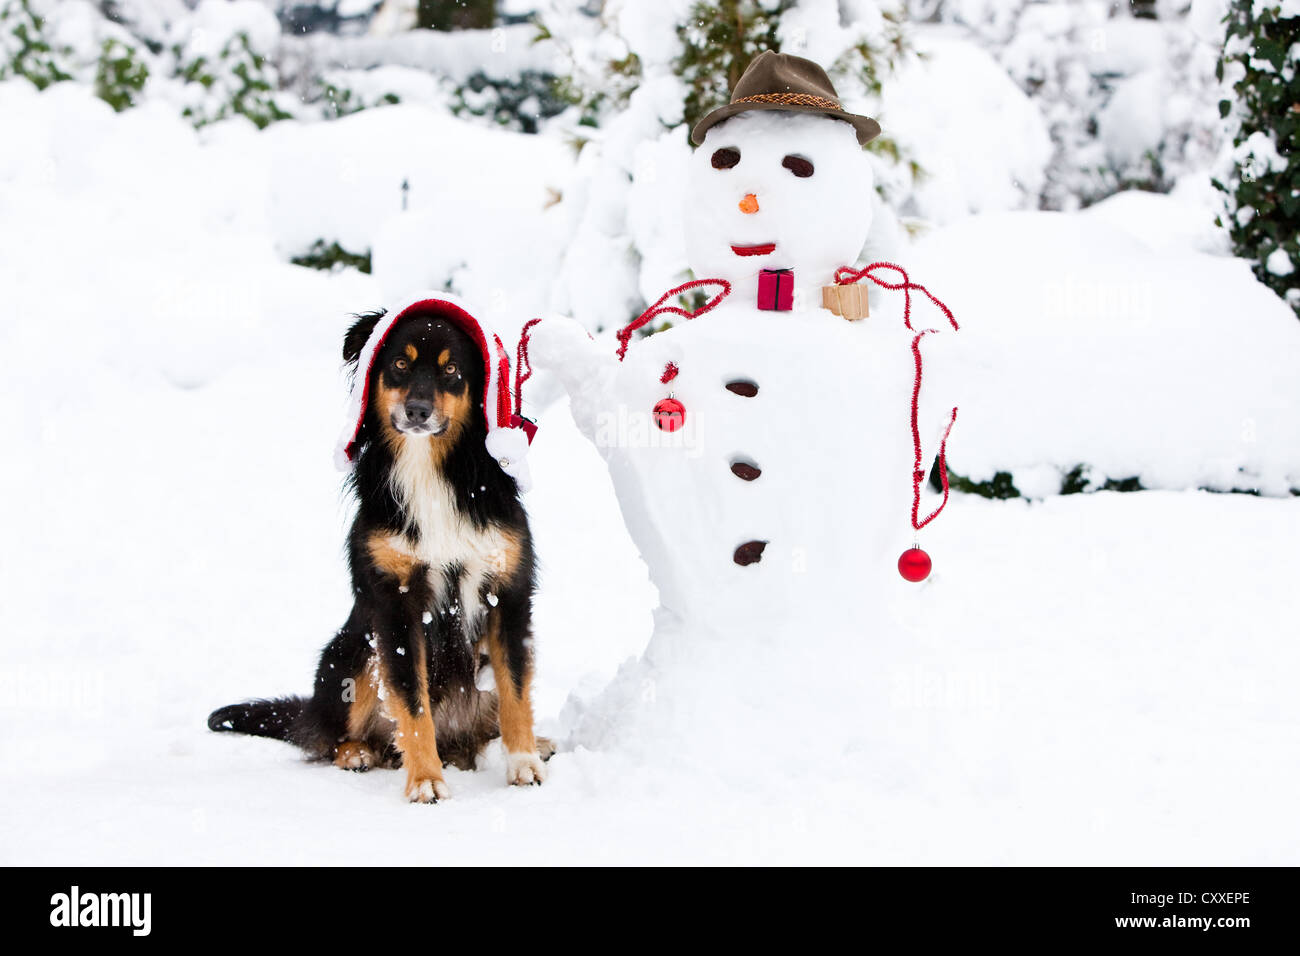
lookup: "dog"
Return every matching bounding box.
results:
[208,302,547,802]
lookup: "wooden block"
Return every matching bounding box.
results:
[822,283,869,321]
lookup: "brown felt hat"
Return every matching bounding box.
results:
[691,51,881,147]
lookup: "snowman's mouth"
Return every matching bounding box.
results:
[731,243,776,257]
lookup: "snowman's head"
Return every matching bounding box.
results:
[685,111,874,297]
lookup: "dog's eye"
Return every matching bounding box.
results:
[394,358,408,371]
[782,155,814,178]
[443,364,458,376]
[711,147,741,170]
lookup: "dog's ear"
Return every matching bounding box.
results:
[343,310,385,365]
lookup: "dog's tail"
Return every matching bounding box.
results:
[207,697,305,741]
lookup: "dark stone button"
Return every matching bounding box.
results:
[730,461,761,481]
[733,540,767,566]
[725,380,758,397]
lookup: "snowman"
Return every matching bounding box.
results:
[528,53,959,645]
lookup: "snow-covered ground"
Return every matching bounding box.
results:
[5,421,1298,864]
[3,18,1300,863]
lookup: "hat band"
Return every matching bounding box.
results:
[733,92,842,110]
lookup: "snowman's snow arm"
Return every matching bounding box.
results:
[525,315,618,436]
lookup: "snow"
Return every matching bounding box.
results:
[1266,246,1296,277]
[1233,130,1288,177]
[3,4,1300,865]
[1081,183,1230,255]
[908,209,1300,496]
[5,447,1298,863]
[264,103,572,314]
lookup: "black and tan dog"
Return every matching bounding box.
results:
[209,298,546,802]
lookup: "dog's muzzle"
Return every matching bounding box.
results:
[392,400,447,436]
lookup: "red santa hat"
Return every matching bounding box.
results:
[334,291,535,492]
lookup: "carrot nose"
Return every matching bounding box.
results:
[738,193,759,214]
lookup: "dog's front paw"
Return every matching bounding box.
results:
[506,751,547,787]
[405,774,451,803]
[334,740,377,772]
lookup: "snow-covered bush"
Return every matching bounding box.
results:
[675,0,792,133]
[1214,0,1300,314]
[94,36,148,111]
[0,0,72,89]
[174,0,292,129]
[4,1,156,114]
[917,0,1224,210]
[315,78,400,118]
[450,68,570,132]
[2,0,302,129]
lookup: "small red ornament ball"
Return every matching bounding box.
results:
[898,547,932,582]
[654,397,686,432]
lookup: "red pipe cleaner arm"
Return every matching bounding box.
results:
[615,278,731,361]
[514,317,544,417]
[836,261,959,332]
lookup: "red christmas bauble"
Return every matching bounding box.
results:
[654,397,686,432]
[898,547,932,582]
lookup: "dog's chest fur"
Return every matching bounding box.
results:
[387,437,508,624]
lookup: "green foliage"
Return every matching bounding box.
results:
[675,0,792,136]
[0,0,72,90]
[1213,1,1300,316]
[94,38,148,113]
[1058,464,1142,495]
[944,463,1147,499]
[1099,475,1144,493]
[290,240,372,275]
[946,469,1022,499]
[178,32,291,130]
[1059,464,1090,495]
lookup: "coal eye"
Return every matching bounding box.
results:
[782,155,814,178]
[711,147,741,170]
[444,364,457,376]
[394,358,408,370]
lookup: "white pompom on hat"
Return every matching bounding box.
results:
[334,291,535,492]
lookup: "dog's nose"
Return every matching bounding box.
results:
[404,400,433,425]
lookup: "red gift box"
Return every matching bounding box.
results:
[757,269,793,311]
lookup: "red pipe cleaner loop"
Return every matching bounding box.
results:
[835,264,962,535]
[661,362,679,384]
[615,278,731,361]
[835,261,959,333]
[910,331,958,532]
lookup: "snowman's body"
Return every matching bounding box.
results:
[535,112,954,640]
